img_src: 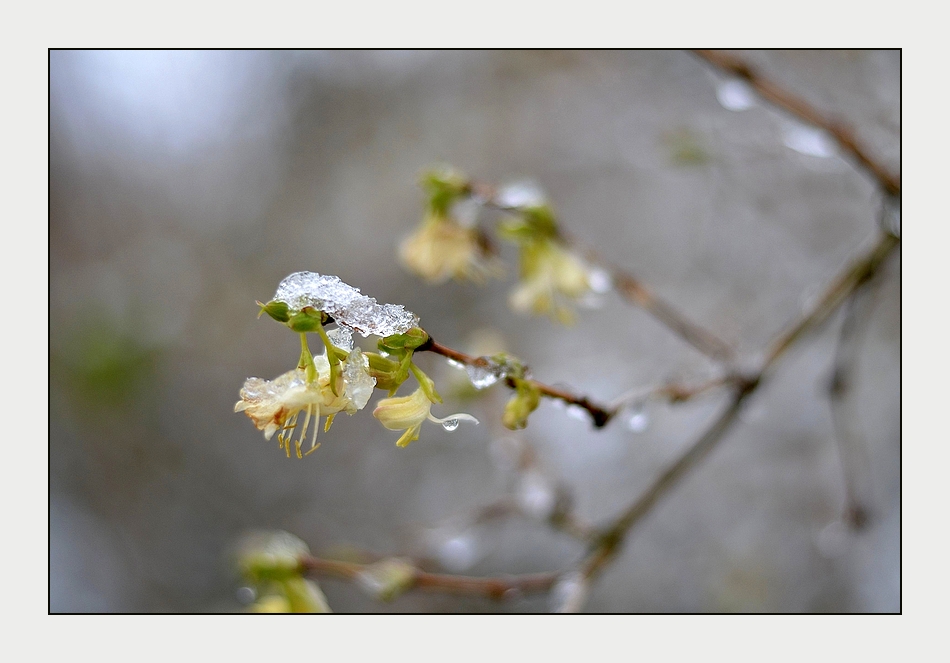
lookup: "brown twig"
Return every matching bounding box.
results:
[572,229,899,601]
[421,338,733,428]
[827,264,889,529]
[299,554,558,600]
[763,232,899,369]
[422,338,616,426]
[693,50,901,197]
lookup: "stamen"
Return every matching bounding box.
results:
[310,405,320,449]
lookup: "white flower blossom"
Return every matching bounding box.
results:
[235,348,375,457]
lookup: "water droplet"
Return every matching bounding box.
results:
[587,268,613,293]
[236,586,256,605]
[882,196,900,237]
[441,418,460,431]
[625,402,650,433]
[550,572,589,613]
[782,124,836,158]
[566,405,588,421]
[447,359,465,370]
[517,470,556,519]
[716,79,756,111]
[436,531,479,572]
[496,181,547,209]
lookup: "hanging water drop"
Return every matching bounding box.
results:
[441,418,460,431]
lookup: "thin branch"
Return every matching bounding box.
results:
[579,382,755,583]
[763,232,899,369]
[693,50,901,197]
[827,265,889,529]
[421,338,734,428]
[571,229,899,604]
[299,554,558,600]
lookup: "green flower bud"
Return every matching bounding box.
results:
[502,378,541,430]
[257,299,291,323]
[237,530,310,584]
[287,307,328,333]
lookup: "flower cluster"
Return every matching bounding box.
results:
[236,273,477,457]
[399,167,500,284]
[401,167,603,324]
[235,346,374,458]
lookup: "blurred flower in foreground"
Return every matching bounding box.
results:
[373,386,478,447]
[235,347,375,457]
[237,530,330,613]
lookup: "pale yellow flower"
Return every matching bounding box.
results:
[235,348,375,457]
[400,214,499,284]
[509,239,591,324]
[373,387,478,447]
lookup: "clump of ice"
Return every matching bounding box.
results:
[327,326,354,350]
[343,348,376,411]
[273,272,419,338]
[466,358,505,389]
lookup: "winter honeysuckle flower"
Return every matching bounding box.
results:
[235,348,375,457]
[399,213,499,284]
[509,238,592,324]
[373,387,478,448]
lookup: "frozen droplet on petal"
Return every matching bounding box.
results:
[327,326,354,350]
[272,272,419,337]
[343,348,376,411]
[716,79,756,111]
[550,571,589,613]
[782,124,836,158]
[441,418,460,431]
[625,402,650,433]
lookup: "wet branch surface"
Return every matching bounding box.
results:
[693,50,901,197]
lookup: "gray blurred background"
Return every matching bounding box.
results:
[49,50,900,613]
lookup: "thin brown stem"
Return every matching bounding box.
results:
[299,554,559,600]
[763,232,899,369]
[421,338,732,428]
[827,266,889,529]
[574,229,898,600]
[693,50,901,197]
[422,338,616,427]
[580,382,754,581]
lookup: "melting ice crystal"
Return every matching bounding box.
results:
[273,272,419,338]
